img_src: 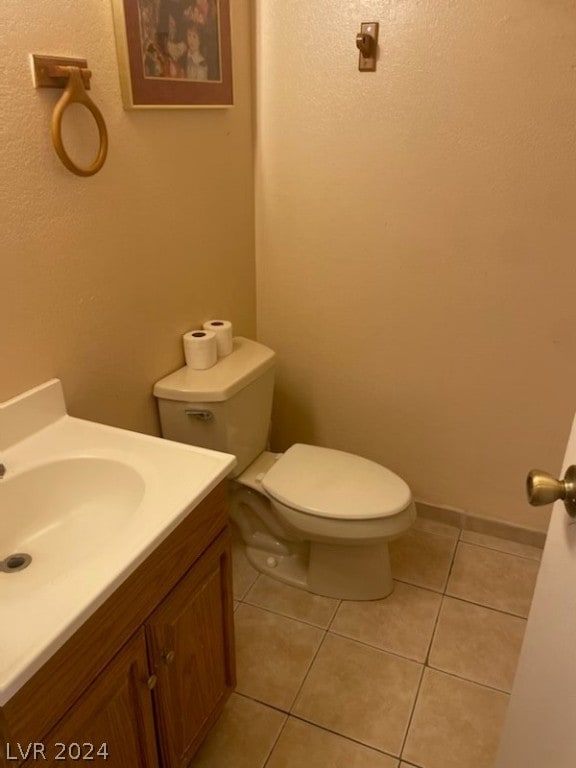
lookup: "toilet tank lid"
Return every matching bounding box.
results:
[153,337,276,403]
[262,444,412,520]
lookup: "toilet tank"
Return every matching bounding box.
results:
[153,337,276,477]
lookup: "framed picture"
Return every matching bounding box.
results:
[111,0,233,109]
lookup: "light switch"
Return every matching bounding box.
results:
[357,22,379,72]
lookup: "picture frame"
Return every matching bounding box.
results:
[110,0,233,109]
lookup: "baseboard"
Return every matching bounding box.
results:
[415,500,547,550]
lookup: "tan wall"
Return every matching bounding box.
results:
[0,0,255,435]
[255,0,576,532]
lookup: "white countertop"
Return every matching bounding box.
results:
[0,380,236,705]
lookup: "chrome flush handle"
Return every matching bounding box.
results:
[184,409,214,422]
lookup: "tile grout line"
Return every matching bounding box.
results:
[400,762,425,768]
[282,710,403,763]
[457,539,543,566]
[444,534,461,589]
[398,534,461,762]
[412,521,461,541]
[234,572,259,602]
[286,625,330,714]
[421,535,460,666]
[234,689,291,716]
[326,626,429,666]
[424,594,445,668]
[326,599,342,631]
[443,592,531,621]
[387,575,448,595]
[397,654,427,763]
[458,537,543,562]
[234,687,405,763]
[419,534,460,666]
[241,595,339,631]
[424,661,513,696]
[260,711,290,768]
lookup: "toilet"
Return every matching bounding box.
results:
[154,337,415,600]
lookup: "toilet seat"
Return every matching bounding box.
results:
[262,443,411,520]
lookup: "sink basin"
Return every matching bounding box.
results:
[0,457,145,578]
[0,378,236,705]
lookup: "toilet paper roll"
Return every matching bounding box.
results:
[203,319,233,357]
[183,330,218,370]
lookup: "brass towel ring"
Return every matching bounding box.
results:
[51,66,108,177]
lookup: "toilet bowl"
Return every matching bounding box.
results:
[229,445,415,600]
[153,337,415,600]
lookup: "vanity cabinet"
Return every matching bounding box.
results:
[148,533,232,768]
[22,630,158,767]
[0,482,235,768]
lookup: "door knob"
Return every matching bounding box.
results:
[526,465,576,517]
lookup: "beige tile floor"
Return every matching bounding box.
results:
[191,519,542,768]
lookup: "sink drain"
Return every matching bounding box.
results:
[0,553,32,573]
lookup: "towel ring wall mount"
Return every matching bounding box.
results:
[32,54,108,178]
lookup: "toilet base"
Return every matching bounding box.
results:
[246,545,309,591]
[246,540,393,601]
[309,541,393,600]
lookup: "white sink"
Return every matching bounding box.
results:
[0,379,236,704]
[0,457,145,579]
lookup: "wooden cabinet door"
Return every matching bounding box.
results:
[146,529,235,768]
[22,629,158,768]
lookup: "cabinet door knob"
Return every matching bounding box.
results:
[162,650,176,666]
[147,674,157,690]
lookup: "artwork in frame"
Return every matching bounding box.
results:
[111,0,233,109]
